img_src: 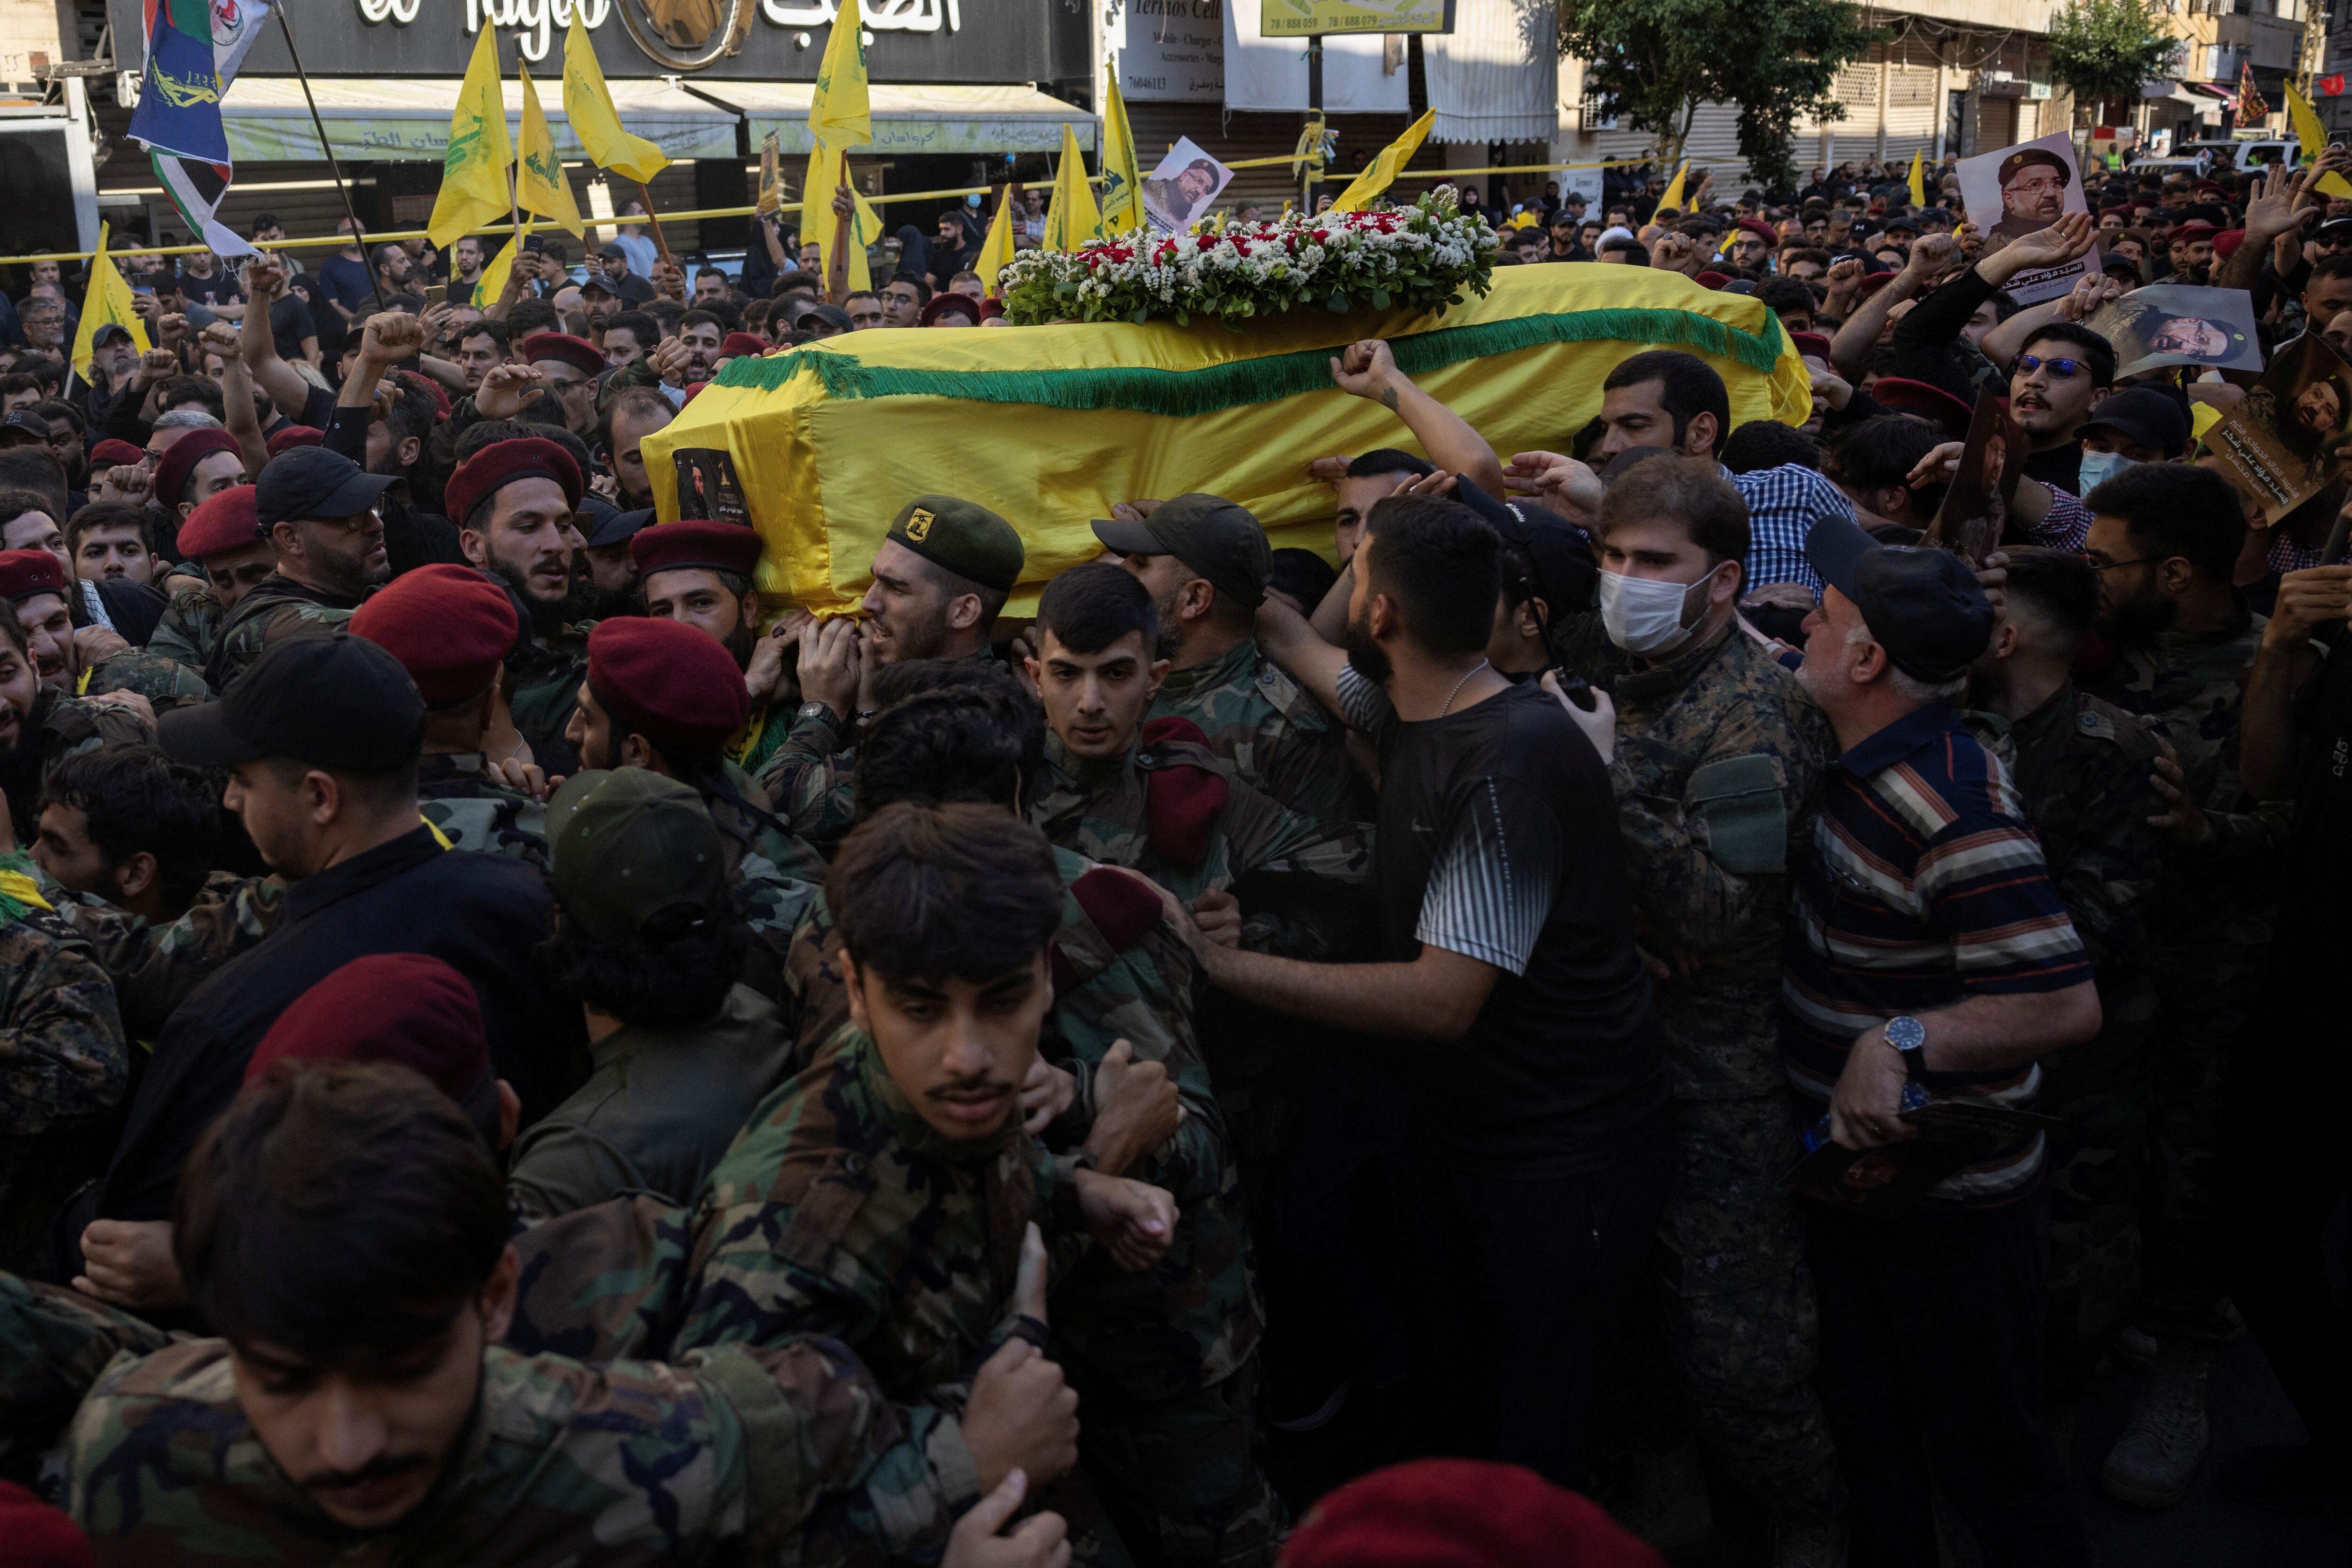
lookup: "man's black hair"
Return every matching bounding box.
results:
[1034,560,1159,657]
[157,375,225,421]
[1360,494,1502,655]
[507,299,561,339]
[381,372,439,471]
[886,270,933,306]
[2017,321,2116,388]
[2310,252,2352,287]
[603,309,658,347]
[66,499,150,557]
[542,890,749,1027]
[0,448,67,521]
[0,487,60,534]
[853,664,1045,819]
[1597,454,1751,572]
[1829,414,1948,519]
[1345,447,1435,481]
[1268,546,1338,611]
[0,374,41,405]
[1603,350,1732,456]
[679,308,724,336]
[2001,546,2099,644]
[828,802,1064,987]
[39,744,221,910]
[32,398,81,435]
[1753,277,1817,320]
[458,318,513,354]
[1721,419,1820,474]
[176,1061,510,1361]
[2085,461,2245,580]
[598,387,674,462]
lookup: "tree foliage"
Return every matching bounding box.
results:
[1562,0,1880,189]
[2046,0,2183,117]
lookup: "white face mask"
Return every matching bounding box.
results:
[1598,563,1722,656]
[2076,448,2137,493]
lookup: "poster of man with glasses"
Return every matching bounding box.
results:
[1959,133,2100,304]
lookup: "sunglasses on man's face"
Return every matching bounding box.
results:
[2013,354,2089,378]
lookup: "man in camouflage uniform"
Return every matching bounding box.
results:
[1094,494,1359,825]
[633,518,804,779]
[0,548,210,719]
[1966,549,2166,1407]
[145,485,278,681]
[506,805,1183,1566]
[0,1066,1002,1568]
[2077,462,2274,1504]
[0,607,155,846]
[758,496,1026,856]
[1558,459,1846,1557]
[351,563,549,868]
[209,446,400,685]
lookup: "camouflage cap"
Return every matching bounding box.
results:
[1091,492,1270,608]
[548,767,727,945]
[886,495,1024,593]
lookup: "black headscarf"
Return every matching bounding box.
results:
[895,225,934,286]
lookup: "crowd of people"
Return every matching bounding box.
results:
[0,139,2342,1568]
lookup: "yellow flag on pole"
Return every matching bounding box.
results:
[70,224,151,387]
[1331,108,1435,213]
[805,141,877,293]
[428,27,514,249]
[1907,147,1926,207]
[755,129,782,217]
[516,66,584,239]
[563,8,668,184]
[809,9,871,151]
[976,184,1017,296]
[1043,124,1101,252]
[1654,160,1689,215]
[471,232,519,310]
[2287,84,2352,198]
[1099,80,1144,236]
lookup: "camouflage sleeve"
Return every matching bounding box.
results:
[505,1195,699,1364]
[68,875,284,1045]
[143,605,209,672]
[2178,797,2293,883]
[0,915,129,1137]
[0,1272,171,1464]
[753,714,859,852]
[2045,763,2166,976]
[1260,710,1363,828]
[1215,787,1373,960]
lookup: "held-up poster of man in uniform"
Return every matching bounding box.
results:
[1957,131,2102,304]
[2087,285,2265,379]
[2205,332,2352,525]
[1924,390,2024,565]
[1144,138,1237,233]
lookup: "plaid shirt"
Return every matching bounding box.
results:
[2027,486,2091,553]
[2270,528,2324,575]
[1731,464,1859,592]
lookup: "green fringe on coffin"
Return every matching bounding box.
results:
[711,306,1787,414]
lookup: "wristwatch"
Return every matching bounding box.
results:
[797,700,838,726]
[1884,1015,1929,1082]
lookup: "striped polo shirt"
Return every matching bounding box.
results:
[1781,701,2090,1204]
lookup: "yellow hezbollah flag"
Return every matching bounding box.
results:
[563,8,668,184]
[428,27,514,249]
[1044,124,1100,252]
[1332,108,1435,213]
[69,224,151,386]
[1907,147,1926,207]
[975,184,1017,296]
[804,141,877,293]
[643,264,1812,617]
[516,66,584,239]
[471,232,519,310]
[755,129,782,217]
[2287,84,2352,199]
[1655,160,1689,215]
[1099,80,1144,236]
[809,8,871,151]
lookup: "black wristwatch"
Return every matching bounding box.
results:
[1885,1015,1929,1082]
[796,700,838,727]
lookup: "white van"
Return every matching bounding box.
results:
[2176,138,2300,174]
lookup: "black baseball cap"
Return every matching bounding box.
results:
[1091,493,1270,608]
[583,502,653,550]
[2075,387,2190,458]
[256,446,401,528]
[598,243,628,260]
[1804,515,1993,683]
[580,276,617,298]
[160,631,426,773]
[0,410,50,445]
[92,323,134,348]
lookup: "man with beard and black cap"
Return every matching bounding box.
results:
[445,436,596,775]
[756,495,1023,856]
[632,519,798,775]
[209,447,399,686]
[2076,458,2278,1506]
[578,499,650,620]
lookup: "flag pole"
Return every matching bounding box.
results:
[632,180,675,270]
[273,6,386,315]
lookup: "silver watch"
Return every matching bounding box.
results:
[1885,1015,1927,1077]
[797,701,837,724]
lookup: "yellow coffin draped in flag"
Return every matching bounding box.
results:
[516,66,584,239]
[428,27,513,249]
[1044,124,1100,251]
[1331,109,1434,214]
[641,266,1808,615]
[70,224,151,385]
[564,8,669,184]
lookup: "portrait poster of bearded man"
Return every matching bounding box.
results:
[2209,331,2352,523]
[2089,285,2264,379]
[1957,131,2101,304]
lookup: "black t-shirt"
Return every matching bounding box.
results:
[175,268,244,310]
[2025,442,2082,496]
[268,292,316,360]
[1337,668,1670,1177]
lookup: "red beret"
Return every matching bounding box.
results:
[1734,217,1780,247]
[1283,1460,1666,1568]
[630,519,763,581]
[443,437,583,530]
[2166,220,2219,244]
[587,616,749,756]
[0,1480,95,1568]
[87,438,143,469]
[245,953,488,1105]
[719,331,769,359]
[919,293,982,325]
[520,331,606,378]
[0,548,64,605]
[350,563,518,703]
[396,367,451,422]
[152,428,241,509]
[2214,227,2247,260]
[265,424,324,456]
[1855,271,1896,297]
[1871,376,1975,440]
[1789,330,1834,361]
[1692,270,1731,291]
[679,380,710,406]
[175,484,264,559]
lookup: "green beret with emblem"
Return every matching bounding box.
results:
[886,495,1025,594]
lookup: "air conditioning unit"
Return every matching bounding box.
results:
[1579,92,1619,131]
